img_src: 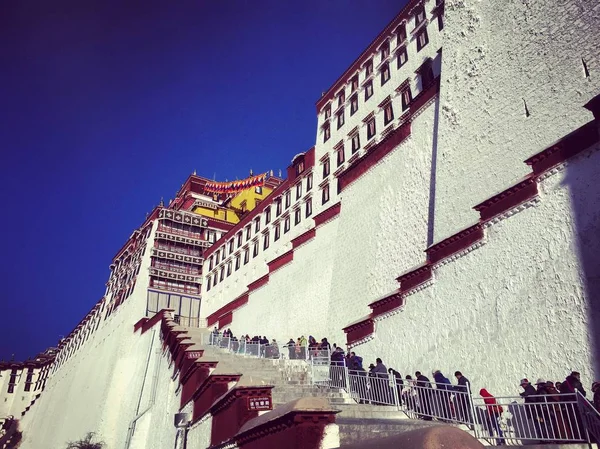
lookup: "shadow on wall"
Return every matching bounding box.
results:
[564,119,600,377]
[426,93,441,248]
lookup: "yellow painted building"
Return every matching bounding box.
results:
[192,185,274,224]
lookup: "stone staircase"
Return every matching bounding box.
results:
[187,330,454,447]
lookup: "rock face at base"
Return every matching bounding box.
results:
[340,425,484,449]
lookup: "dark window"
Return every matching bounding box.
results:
[337,90,345,107]
[244,250,249,265]
[276,199,282,216]
[255,186,262,194]
[237,232,242,248]
[351,75,359,93]
[367,117,376,140]
[285,191,291,209]
[284,216,291,233]
[213,272,217,286]
[220,268,225,282]
[381,41,390,59]
[245,226,251,241]
[263,233,269,250]
[215,252,220,264]
[384,103,394,125]
[227,262,232,277]
[24,368,33,392]
[351,134,361,153]
[365,81,373,101]
[415,6,426,25]
[296,182,302,200]
[253,243,259,258]
[228,240,234,253]
[274,224,281,241]
[365,60,373,77]
[396,24,407,43]
[350,95,358,115]
[307,173,313,191]
[294,208,301,225]
[235,256,240,271]
[254,217,260,233]
[337,146,345,166]
[323,158,330,177]
[323,123,331,142]
[209,257,213,271]
[324,105,331,119]
[322,184,330,205]
[437,12,444,31]
[402,87,412,111]
[419,60,435,89]
[416,28,429,52]
[397,46,408,69]
[306,198,312,217]
[381,63,391,85]
[337,109,345,129]
[295,160,305,175]
[265,207,271,224]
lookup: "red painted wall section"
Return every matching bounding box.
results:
[426,224,484,265]
[210,387,274,447]
[141,309,174,334]
[338,121,412,192]
[473,177,538,222]
[525,120,599,176]
[291,228,316,249]
[267,250,294,273]
[247,274,270,292]
[206,293,249,327]
[397,265,433,294]
[236,411,336,449]
[343,317,375,346]
[178,349,205,381]
[180,362,217,409]
[218,312,233,329]
[192,375,241,423]
[313,202,342,227]
[369,291,403,318]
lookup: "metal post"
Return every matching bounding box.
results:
[466,382,479,437]
[390,373,401,410]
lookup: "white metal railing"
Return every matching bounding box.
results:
[309,362,600,446]
[207,333,331,362]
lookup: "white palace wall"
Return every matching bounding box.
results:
[434,0,600,241]
[355,142,600,397]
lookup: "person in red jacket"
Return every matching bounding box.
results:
[480,388,505,446]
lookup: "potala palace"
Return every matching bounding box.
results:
[2,0,600,448]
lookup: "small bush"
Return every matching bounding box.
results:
[66,432,105,449]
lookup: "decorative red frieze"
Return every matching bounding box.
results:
[206,294,249,327]
[343,316,375,346]
[210,386,274,448]
[426,224,484,265]
[313,202,342,227]
[291,228,316,249]
[338,121,412,192]
[397,264,433,294]
[247,274,270,292]
[178,350,205,383]
[524,120,599,176]
[192,374,242,423]
[218,312,233,329]
[267,250,294,273]
[369,290,404,318]
[180,361,218,409]
[473,176,538,222]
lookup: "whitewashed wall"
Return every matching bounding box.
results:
[434,0,600,241]
[0,365,44,419]
[354,145,600,396]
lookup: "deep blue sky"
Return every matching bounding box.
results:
[0,0,403,360]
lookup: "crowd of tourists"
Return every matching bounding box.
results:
[210,328,599,444]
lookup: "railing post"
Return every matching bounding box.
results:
[390,374,401,410]
[343,366,351,394]
[466,383,479,437]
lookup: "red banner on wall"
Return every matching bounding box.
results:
[204,173,266,194]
